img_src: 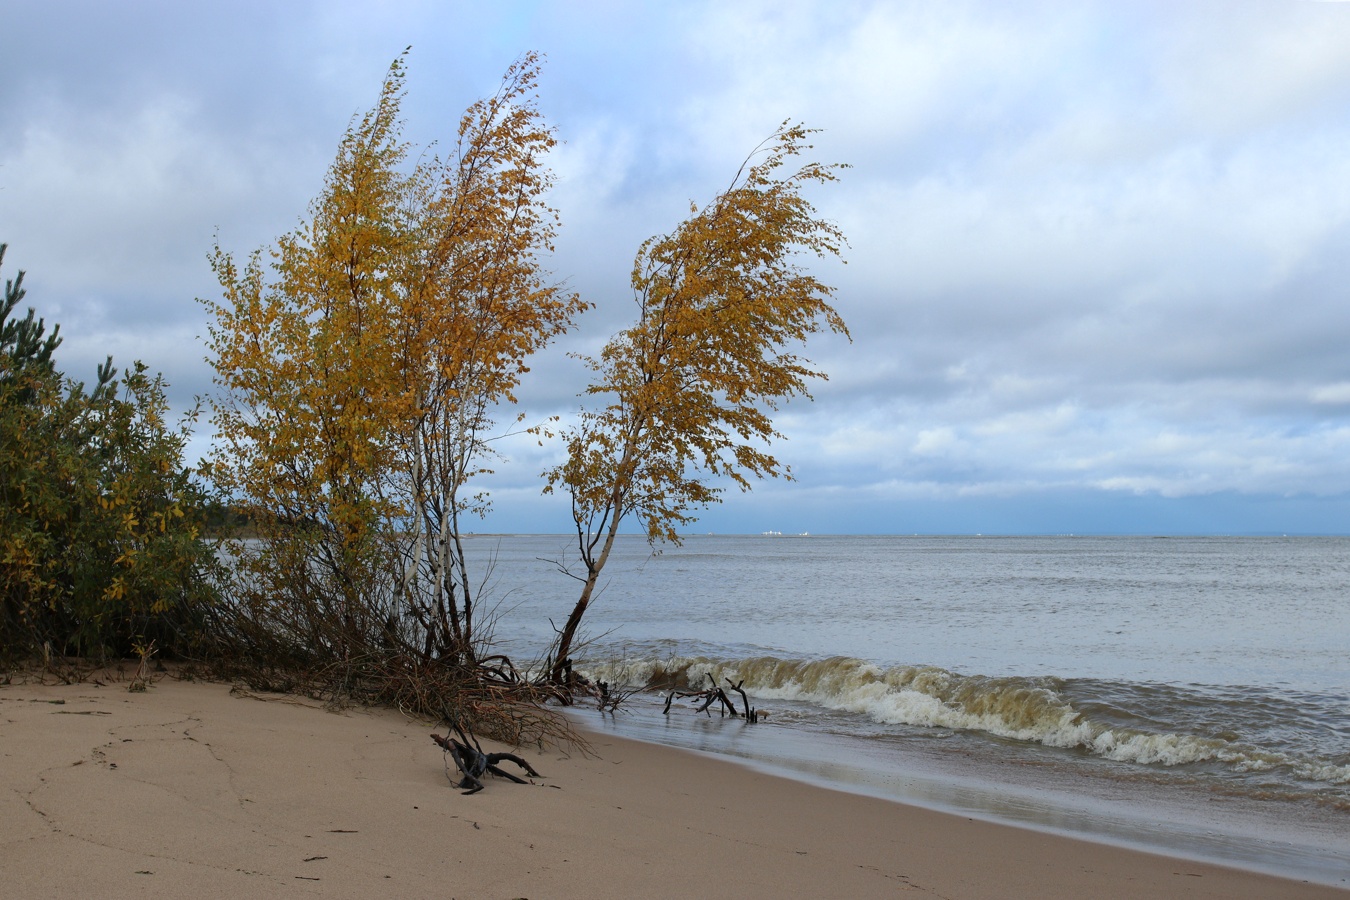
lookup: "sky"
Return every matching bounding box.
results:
[3,0,1350,535]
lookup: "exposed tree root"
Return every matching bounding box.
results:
[663,673,762,723]
[432,717,542,794]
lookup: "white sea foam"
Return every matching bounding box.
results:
[578,653,1350,786]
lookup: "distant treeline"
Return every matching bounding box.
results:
[202,502,255,537]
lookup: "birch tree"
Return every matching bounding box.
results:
[546,124,849,681]
[205,53,583,672]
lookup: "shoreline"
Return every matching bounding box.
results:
[2,676,1345,898]
[570,694,1350,888]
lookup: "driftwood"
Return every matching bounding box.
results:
[725,679,761,723]
[663,674,762,723]
[431,718,542,795]
[589,677,646,713]
[546,657,761,724]
[548,657,643,713]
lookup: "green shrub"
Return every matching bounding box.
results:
[0,244,221,664]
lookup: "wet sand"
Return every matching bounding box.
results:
[1,676,1344,898]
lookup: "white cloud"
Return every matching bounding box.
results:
[1311,383,1350,405]
[1157,0,1350,135]
[912,427,958,456]
[6,0,1350,532]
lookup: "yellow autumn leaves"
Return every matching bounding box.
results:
[203,53,846,683]
[544,124,850,676]
[204,53,585,667]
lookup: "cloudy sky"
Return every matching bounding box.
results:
[4,0,1350,535]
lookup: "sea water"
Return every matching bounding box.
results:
[469,534,1349,886]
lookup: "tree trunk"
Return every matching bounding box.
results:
[550,571,597,685]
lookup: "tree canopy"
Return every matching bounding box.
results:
[204,52,585,681]
[199,54,847,724]
[545,123,849,678]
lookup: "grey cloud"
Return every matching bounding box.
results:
[5,0,1350,532]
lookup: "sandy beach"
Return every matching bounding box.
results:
[1,675,1344,899]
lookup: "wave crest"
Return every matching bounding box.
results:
[578,653,1350,786]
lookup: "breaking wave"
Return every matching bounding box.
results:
[577,653,1350,787]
